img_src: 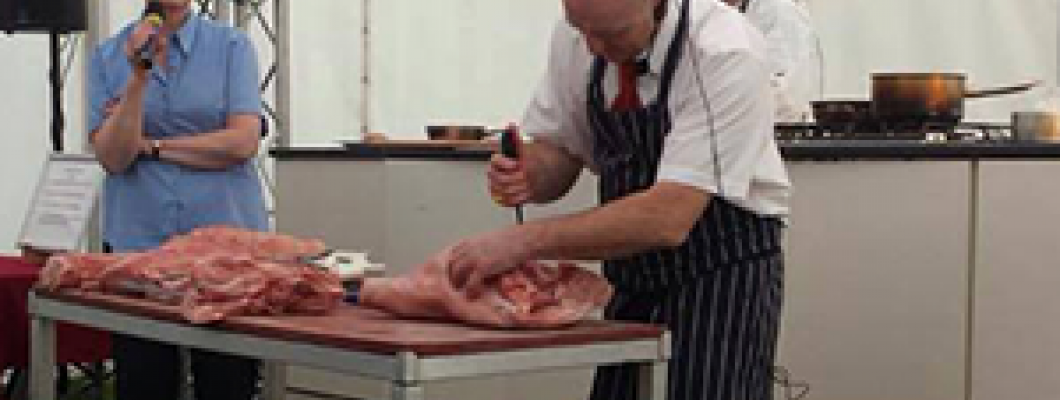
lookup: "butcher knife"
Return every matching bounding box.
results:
[500,126,525,224]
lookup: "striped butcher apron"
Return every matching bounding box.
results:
[586,1,784,399]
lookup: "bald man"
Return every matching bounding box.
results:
[440,0,789,399]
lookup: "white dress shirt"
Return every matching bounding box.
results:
[522,0,791,217]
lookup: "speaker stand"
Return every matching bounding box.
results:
[48,29,63,153]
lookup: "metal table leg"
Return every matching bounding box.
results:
[392,352,424,400]
[637,360,668,400]
[260,361,287,400]
[29,315,57,400]
[391,383,424,400]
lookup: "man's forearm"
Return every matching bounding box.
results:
[516,183,710,262]
[527,142,583,204]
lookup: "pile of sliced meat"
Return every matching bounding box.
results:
[39,226,344,324]
[39,226,613,329]
[359,249,613,329]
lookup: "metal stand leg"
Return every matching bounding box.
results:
[29,316,57,400]
[260,361,287,400]
[5,368,27,400]
[637,360,668,400]
[391,383,425,400]
[179,347,191,400]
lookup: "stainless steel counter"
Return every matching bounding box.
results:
[271,140,1060,162]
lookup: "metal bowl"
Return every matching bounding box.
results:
[812,100,878,133]
[1012,111,1060,142]
[425,125,488,141]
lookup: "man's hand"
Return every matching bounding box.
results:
[487,154,532,207]
[360,247,517,327]
[447,228,531,297]
[488,126,533,207]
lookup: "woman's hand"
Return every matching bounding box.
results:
[124,18,165,72]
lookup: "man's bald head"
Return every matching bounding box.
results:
[720,0,747,9]
[564,0,655,26]
[562,0,662,63]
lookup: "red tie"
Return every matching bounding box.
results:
[611,62,642,111]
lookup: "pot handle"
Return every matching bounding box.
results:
[965,80,1040,99]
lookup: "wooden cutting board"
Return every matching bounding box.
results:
[358,139,498,151]
[40,290,665,357]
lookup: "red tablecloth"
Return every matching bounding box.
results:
[0,256,111,369]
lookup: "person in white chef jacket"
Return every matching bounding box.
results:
[725,0,821,122]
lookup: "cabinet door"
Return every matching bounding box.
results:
[275,160,389,255]
[973,161,1060,400]
[780,161,970,400]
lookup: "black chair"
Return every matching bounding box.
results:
[3,363,112,400]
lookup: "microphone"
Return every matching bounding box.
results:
[134,1,165,70]
[634,58,650,75]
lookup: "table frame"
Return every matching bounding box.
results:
[29,292,670,400]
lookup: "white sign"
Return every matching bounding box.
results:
[18,154,104,253]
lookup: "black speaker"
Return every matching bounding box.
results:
[0,0,86,33]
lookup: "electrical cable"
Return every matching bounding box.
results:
[60,34,80,90]
[772,365,811,400]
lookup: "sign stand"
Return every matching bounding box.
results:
[18,154,104,254]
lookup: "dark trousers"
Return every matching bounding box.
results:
[590,253,784,400]
[113,334,258,400]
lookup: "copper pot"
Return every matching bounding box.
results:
[871,73,1037,128]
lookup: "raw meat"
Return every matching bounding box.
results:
[36,253,120,292]
[359,249,612,329]
[39,226,343,324]
[158,225,327,261]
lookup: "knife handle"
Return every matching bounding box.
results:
[499,126,524,224]
[500,126,520,160]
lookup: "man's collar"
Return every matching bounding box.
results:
[637,0,678,77]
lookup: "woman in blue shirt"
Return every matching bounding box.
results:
[87,0,267,399]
